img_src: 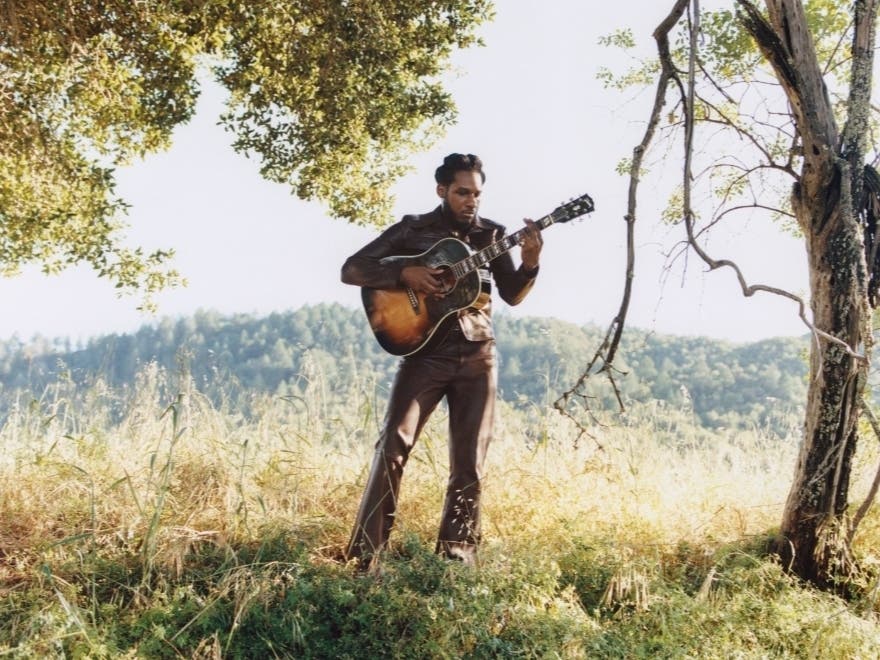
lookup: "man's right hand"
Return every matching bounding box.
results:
[401,266,445,295]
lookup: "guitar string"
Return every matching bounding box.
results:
[449,195,593,278]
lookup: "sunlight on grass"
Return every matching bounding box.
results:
[1,364,879,657]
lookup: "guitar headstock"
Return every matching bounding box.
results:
[552,193,595,223]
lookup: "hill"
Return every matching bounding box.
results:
[0,303,808,433]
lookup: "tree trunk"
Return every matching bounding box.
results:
[738,0,876,588]
[779,164,868,588]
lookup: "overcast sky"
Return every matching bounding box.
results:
[0,0,810,344]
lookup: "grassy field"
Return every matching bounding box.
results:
[1,365,879,658]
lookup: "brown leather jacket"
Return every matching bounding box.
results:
[341,205,538,342]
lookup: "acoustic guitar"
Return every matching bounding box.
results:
[362,193,595,356]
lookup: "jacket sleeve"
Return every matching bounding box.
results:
[488,227,539,306]
[340,221,409,290]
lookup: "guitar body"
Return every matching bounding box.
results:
[362,238,481,356]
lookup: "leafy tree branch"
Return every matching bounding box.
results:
[0,1,492,305]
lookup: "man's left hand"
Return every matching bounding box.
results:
[520,219,543,271]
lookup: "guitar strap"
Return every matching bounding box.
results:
[469,289,491,311]
[462,219,494,311]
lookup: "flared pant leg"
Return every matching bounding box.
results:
[345,353,449,567]
[435,342,496,563]
[346,337,496,568]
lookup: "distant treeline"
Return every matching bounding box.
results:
[0,304,808,432]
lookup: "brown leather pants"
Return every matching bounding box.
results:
[346,328,496,568]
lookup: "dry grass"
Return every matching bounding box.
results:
[1,366,879,657]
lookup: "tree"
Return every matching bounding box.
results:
[0,0,492,305]
[563,0,880,590]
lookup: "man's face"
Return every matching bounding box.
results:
[437,170,483,224]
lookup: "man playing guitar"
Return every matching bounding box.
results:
[341,152,543,570]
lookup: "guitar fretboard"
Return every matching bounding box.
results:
[450,213,556,279]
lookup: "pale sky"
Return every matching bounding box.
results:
[0,1,810,344]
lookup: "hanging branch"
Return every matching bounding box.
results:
[846,0,880,542]
[553,0,691,444]
[863,164,880,305]
[849,398,880,540]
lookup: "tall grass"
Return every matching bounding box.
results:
[1,362,879,658]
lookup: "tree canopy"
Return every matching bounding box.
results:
[0,0,492,305]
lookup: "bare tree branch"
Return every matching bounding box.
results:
[675,0,867,361]
[694,90,796,171]
[710,203,796,225]
[553,0,691,437]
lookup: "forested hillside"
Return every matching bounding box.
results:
[0,304,807,431]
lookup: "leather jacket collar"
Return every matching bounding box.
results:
[408,205,494,235]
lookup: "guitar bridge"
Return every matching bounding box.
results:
[406,287,420,313]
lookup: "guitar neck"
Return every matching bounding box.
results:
[451,213,556,279]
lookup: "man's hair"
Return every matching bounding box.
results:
[434,153,486,186]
